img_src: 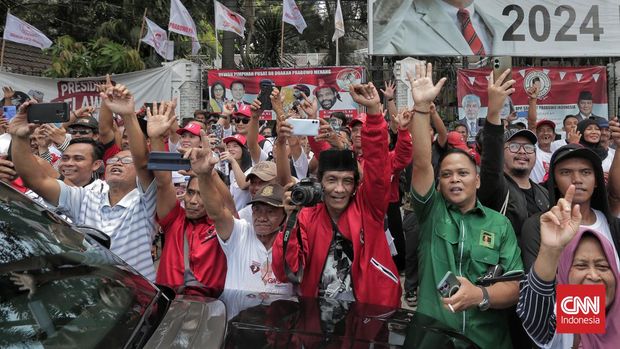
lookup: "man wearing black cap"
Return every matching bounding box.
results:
[67,116,99,140]
[190,134,292,294]
[520,144,620,270]
[478,70,549,237]
[272,82,401,308]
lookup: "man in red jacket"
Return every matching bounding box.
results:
[272,83,401,307]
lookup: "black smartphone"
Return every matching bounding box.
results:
[27,103,70,124]
[147,151,191,171]
[257,79,275,111]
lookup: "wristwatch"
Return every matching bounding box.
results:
[477,286,490,311]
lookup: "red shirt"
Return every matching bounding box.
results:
[156,201,227,290]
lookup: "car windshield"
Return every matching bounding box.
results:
[0,185,161,348]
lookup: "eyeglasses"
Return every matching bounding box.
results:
[69,129,94,136]
[106,156,134,165]
[505,142,536,154]
[233,117,250,124]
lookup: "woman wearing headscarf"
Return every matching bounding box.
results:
[577,118,612,180]
[517,185,620,348]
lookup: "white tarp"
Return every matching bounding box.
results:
[0,65,174,113]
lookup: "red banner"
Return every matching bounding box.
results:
[207,66,365,120]
[457,66,608,139]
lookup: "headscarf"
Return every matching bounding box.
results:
[577,119,608,160]
[557,228,620,348]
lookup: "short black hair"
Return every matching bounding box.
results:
[438,148,477,171]
[67,138,104,161]
[563,114,579,127]
[230,80,245,88]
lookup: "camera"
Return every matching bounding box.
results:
[290,178,322,207]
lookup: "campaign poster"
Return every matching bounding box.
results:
[456,66,608,141]
[370,0,620,57]
[207,66,365,120]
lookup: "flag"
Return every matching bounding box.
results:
[141,17,174,60]
[214,0,246,38]
[168,0,200,54]
[332,0,344,41]
[3,13,52,49]
[282,0,307,34]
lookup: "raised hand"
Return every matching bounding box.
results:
[300,93,318,119]
[276,111,294,141]
[222,101,235,117]
[407,63,447,107]
[349,83,381,108]
[270,87,285,115]
[381,80,396,100]
[526,85,539,100]
[567,127,581,144]
[8,100,37,138]
[100,84,135,117]
[250,99,263,119]
[146,101,176,138]
[185,130,218,175]
[487,69,515,119]
[396,108,413,130]
[39,124,67,146]
[540,185,582,251]
[2,86,15,100]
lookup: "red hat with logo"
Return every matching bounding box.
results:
[233,104,252,118]
[223,134,247,147]
[535,119,556,130]
[176,122,202,136]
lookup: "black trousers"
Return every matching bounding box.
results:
[403,210,419,292]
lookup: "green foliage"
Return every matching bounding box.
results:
[44,36,144,78]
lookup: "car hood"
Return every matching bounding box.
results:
[219,290,479,348]
[143,294,226,349]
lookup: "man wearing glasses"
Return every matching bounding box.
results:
[9,84,158,281]
[478,70,549,238]
[67,116,99,140]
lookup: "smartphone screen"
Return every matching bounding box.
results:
[3,106,17,121]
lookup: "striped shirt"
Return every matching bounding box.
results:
[56,178,157,281]
[516,269,571,348]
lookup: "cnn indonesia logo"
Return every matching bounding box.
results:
[557,284,606,334]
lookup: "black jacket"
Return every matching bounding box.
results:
[520,213,620,270]
[478,123,550,237]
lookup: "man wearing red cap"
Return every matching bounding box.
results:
[176,122,203,150]
[530,119,556,183]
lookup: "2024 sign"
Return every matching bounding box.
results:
[502,4,603,42]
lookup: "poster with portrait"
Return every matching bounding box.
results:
[370,0,620,56]
[207,66,365,120]
[456,66,608,141]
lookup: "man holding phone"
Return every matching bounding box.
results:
[146,102,229,291]
[9,84,158,281]
[408,63,523,349]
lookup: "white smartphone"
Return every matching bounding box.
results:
[289,119,320,136]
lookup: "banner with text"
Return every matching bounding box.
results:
[371,0,620,56]
[207,66,365,120]
[456,66,608,140]
[0,66,172,113]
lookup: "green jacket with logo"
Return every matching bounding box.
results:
[412,185,524,349]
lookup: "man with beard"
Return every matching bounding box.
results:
[314,85,342,111]
[9,84,158,280]
[146,102,229,291]
[478,69,549,238]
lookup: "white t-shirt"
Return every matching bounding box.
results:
[602,148,615,178]
[218,218,293,295]
[238,205,252,223]
[530,146,553,184]
[550,139,569,153]
[582,209,620,268]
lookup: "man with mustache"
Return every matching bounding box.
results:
[478,69,549,238]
